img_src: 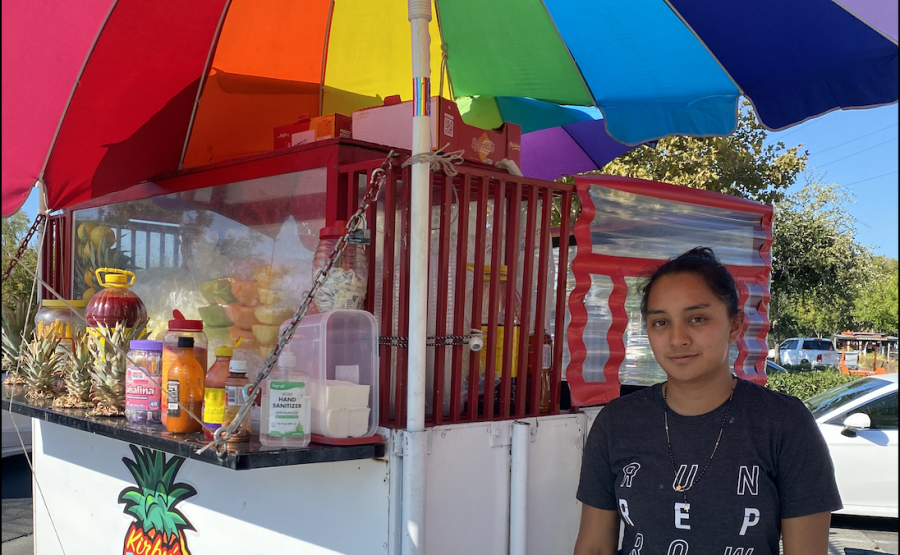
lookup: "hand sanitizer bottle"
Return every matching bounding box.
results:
[260,352,311,447]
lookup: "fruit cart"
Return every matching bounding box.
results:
[2,133,775,554]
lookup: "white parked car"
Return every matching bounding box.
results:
[774,337,841,367]
[1,408,32,457]
[804,373,898,518]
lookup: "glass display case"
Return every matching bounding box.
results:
[69,140,392,377]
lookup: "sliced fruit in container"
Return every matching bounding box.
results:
[199,278,237,305]
[254,306,294,326]
[254,266,285,290]
[258,288,299,306]
[223,303,260,330]
[198,304,233,328]
[230,280,260,306]
[252,324,280,345]
[259,344,278,359]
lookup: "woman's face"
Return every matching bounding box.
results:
[645,272,743,385]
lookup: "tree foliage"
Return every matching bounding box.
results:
[769,179,867,340]
[853,255,899,334]
[599,100,808,204]
[1,210,39,310]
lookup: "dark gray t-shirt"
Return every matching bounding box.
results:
[577,379,842,555]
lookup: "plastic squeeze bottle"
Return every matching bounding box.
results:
[165,337,205,434]
[222,360,252,443]
[261,352,311,447]
[201,346,233,439]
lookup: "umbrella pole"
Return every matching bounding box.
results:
[404,2,432,555]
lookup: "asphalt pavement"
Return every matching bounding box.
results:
[1,453,897,554]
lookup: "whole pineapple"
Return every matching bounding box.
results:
[54,332,94,409]
[20,325,63,401]
[88,319,148,416]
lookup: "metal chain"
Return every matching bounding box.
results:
[1,213,46,283]
[200,150,399,455]
[379,334,481,348]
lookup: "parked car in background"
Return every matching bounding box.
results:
[804,373,898,518]
[772,337,841,367]
[1,408,31,457]
[766,360,788,374]
[1,373,32,457]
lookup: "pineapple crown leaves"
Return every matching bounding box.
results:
[21,325,64,389]
[2,298,35,361]
[119,445,197,538]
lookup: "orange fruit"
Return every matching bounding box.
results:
[76,222,96,242]
[90,225,115,247]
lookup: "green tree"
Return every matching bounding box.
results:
[1,210,39,309]
[853,255,899,334]
[599,100,808,204]
[768,179,867,342]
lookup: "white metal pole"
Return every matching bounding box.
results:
[403,1,432,555]
[510,421,530,555]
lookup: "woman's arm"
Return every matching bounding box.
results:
[781,511,831,555]
[574,504,619,555]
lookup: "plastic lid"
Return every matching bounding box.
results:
[168,309,203,331]
[229,360,247,373]
[106,274,128,285]
[130,340,163,351]
[319,220,347,240]
[41,299,87,308]
[177,336,194,348]
[215,346,234,357]
[278,352,296,368]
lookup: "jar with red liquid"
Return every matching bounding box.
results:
[85,268,147,336]
[161,310,207,427]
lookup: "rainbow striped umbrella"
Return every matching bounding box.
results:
[3,0,896,215]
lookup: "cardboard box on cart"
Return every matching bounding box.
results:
[274,113,352,149]
[352,95,521,167]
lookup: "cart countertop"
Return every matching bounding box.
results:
[2,384,385,470]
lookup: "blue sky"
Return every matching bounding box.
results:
[14,103,899,259]
[768,103,898,259]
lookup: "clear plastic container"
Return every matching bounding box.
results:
[279,309,378,439]
[312,221,367,312]
[125,339,163,424]
[161,310,208,427]
[34,299,87,354]
[260,352,311,447]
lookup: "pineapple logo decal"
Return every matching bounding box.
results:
[119,445,197,555]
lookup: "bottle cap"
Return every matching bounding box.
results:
[42,299,87,308]
[319,220,347,240]
[215,346,234,357]
[278,352,296,368]
[130,340,163,352]
[229,360,247,373]
[168,309,203,331]
[177,336,194,349]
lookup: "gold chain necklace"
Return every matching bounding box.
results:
[662,376,737,511]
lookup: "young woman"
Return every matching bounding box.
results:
[574,247,841,555]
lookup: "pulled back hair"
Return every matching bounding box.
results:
[640,247,740,318]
